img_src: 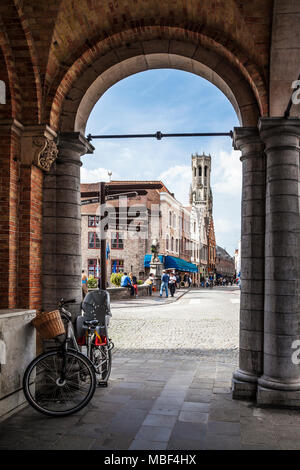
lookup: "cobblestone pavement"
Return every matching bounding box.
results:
[1,287,300,450]
[110,286,239,362]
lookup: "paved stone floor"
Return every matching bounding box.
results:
[1,287,300,450]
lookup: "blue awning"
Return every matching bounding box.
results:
[165,255,198,273]
[144,254,198,273]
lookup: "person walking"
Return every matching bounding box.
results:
[145,273,154,295]
[129,272,138,297]
[176,273,181,289]
[160,270,170,298]
[82,270,88,299]
[169,271,177,297]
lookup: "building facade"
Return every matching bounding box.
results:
[215,245,236,278]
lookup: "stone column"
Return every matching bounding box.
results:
[43,132,93,317]
[257,118,300,407]
[232,127,266,399]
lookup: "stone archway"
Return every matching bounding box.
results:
[0,0,299,411]
[43,30,270,408]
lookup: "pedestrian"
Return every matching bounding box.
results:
[145,273,154,295]
[169,271,177,297]
[176,273,181,289]
[160,270,170,298]
[188,276,192,288]
[82,270,88,299]
[129,272,138,297]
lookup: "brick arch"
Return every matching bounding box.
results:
[50,27,264,132]
[0,1,42,124]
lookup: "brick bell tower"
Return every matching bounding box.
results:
[189,153,213,215]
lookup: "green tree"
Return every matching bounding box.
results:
[110,272,123,287]
[87,276,98,288]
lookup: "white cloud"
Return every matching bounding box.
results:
[212,149,242,196]
[158,165,191,205]
[80,166,120,183]
[214,217,240,235]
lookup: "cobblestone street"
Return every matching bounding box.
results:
[1,287,300,450]
[110,286,239,362]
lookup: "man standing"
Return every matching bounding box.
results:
[160,270,170,298]
[169,271,177,297]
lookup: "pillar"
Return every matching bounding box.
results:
[0,120,22,308]
[43,132,93,317]
[232,127,266,399]
[257,118,300,407]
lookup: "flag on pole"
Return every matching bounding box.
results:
[106,242,110,263]
[112,260,117,273]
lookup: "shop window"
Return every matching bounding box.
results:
[88,259,100,278]
[111,259,124,273]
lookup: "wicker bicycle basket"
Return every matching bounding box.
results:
[32,309,65,339]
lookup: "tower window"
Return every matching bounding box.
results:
[198,167,202,177]
[204,166,208,177]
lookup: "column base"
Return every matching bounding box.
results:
[257,376,300,408]
[257,386,300,408]
[232,369,258,400]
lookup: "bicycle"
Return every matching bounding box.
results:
[23,294,113,417]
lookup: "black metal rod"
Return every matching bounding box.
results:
[87,131,233,141]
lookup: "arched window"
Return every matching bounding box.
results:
[169,211,172,226]
[173,214,176,227]
[166,234,169,250]
[176,239,178,252]
[198,166,202,177]
[194,167,196,177]
[204,166,208,177]
[171,236,174,251]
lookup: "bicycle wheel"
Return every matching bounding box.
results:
[23,349,96,417]
[90,344,112,382]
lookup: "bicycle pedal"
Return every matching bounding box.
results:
[97,381,108,388]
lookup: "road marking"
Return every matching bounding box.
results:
[230,299,240,304]
[189,299,202,304]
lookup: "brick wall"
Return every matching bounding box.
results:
[0,124,20,308]
[18,164,43,310]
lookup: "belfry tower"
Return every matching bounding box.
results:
[189,153,213,215]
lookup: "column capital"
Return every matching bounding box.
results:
[259,117,300,143]
[57,132,94,156]
[21,124,58,171]
[233,126,264,161]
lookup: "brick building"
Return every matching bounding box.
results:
[215,246,236,279]
[81,180,200,285]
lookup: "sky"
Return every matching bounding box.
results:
[81,69,242,256]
